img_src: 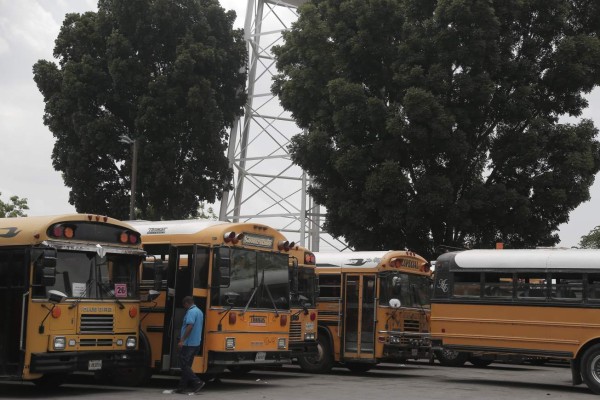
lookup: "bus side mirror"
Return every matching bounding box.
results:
[219,258,231,287]
[147,290,160,302]
[389,298,401,308]
[34,248,57,287]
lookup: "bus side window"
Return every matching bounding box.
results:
[587,274,600,301]
[550,273,582,301]
[516,273,547,299]
[452,272,481,298]
[483,272,513,298]
[318,274,341,298]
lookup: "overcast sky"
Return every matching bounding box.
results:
[0,0,598,247]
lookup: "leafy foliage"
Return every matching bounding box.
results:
[33,0,246,220]
[273,0,600,258]
[580,226,600,249]
[0,192,29,218]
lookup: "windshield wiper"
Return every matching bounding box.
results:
[97,281,125,309]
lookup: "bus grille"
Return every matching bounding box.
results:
[403,319,420,332]
[80,314,114,334]
[290,321,302,342]
[80,338,114,347]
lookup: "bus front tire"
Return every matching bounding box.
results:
[435,348,469,367]
[297,335,333,373]
[581,344,600,394]
[345,363,373,373]
[32,373,69,389]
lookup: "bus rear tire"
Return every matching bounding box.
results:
[297,335,333,373]
[469,356,493,368]
[435,348,468,367]
[581,344,600,394]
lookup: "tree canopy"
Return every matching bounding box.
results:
[0,192,29,218]
[33,0,246,220]
[580,226,600,249]
[273,0,600,258]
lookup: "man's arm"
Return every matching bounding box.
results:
[178,324,193,348]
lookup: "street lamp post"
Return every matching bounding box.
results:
[119,135,138,220]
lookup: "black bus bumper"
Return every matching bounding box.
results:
[290,341,318,358]
[209,350,292,370]
[382,344,431,360]
[30,350,144,374]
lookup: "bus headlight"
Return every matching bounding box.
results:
[278,338,286,349]
[126,336,137,349]
[304,333,315,341]
[54,336,66,350]
[116,339,124,346]
[390,336,401,344]
[225,337,235,350]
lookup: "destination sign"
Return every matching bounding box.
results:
[242,233,274,249]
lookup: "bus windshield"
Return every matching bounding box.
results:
[379,272,431,308]
[213,248,290,310]
[43,250,140,299]
[290,267,318,307]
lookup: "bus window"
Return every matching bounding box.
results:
[587,274,600,301]
[516,273,547,299]
[318,274,341,298]
[452,272,481,298]
[483,272,514,298]
[549,273,582,301]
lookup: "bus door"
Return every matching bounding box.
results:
[0,248,28,376]
[343,274,376,360]
[163,246,194,370]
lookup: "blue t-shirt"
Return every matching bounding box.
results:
[181,304,203,347]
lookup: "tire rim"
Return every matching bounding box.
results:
[591,354,600,384]
[305,342,324,365]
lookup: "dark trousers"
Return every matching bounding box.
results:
[178,345,202,390]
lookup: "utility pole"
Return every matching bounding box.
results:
[119,135,138,220]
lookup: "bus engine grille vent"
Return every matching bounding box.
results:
[80,314,114,334]
[289,321,302,342]
[403,319,420,332]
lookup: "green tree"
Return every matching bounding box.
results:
[580,226,600,249]
[272,0,600,258]
[33,0,246,220]
[0,192,29,218]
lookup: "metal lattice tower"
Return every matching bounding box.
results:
[219,0,346,251]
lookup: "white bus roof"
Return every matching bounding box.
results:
[127,219,227,236]
[315,251,398,269]
[453,249,600,270]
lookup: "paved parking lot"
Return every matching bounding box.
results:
[0,361,595,400]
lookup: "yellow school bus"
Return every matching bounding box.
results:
[287,245,318,360]
[299,251,432,373]
[129,220,292,378]
[431,249,600,394]
[0,214,145,387]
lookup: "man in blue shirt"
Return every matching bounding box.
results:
[176,296,205,393]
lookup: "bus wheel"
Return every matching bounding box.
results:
[227,366,253,376]
[581,344,600,394]
[345,363,372,373]
[297,335,333,373]
[435,348,468,367]
[32,373,69,388]
[469,356,493,368]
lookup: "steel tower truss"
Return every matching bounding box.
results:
[219,0,346,251]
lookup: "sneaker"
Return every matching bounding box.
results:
[192,381,206,393]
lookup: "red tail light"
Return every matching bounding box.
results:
[119,232,129,243]
[310,312,316,321]
[128,233,138,244]
[229,312,237,325]
[280,314,288,327]
[52,226,64,237]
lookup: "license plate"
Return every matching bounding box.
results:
[305,322,314,330]
[88,360,102,371]
[255,352,266,362]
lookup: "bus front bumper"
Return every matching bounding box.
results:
[30,350,144,374]
[290,340,318,358]
[209,350,292,367]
